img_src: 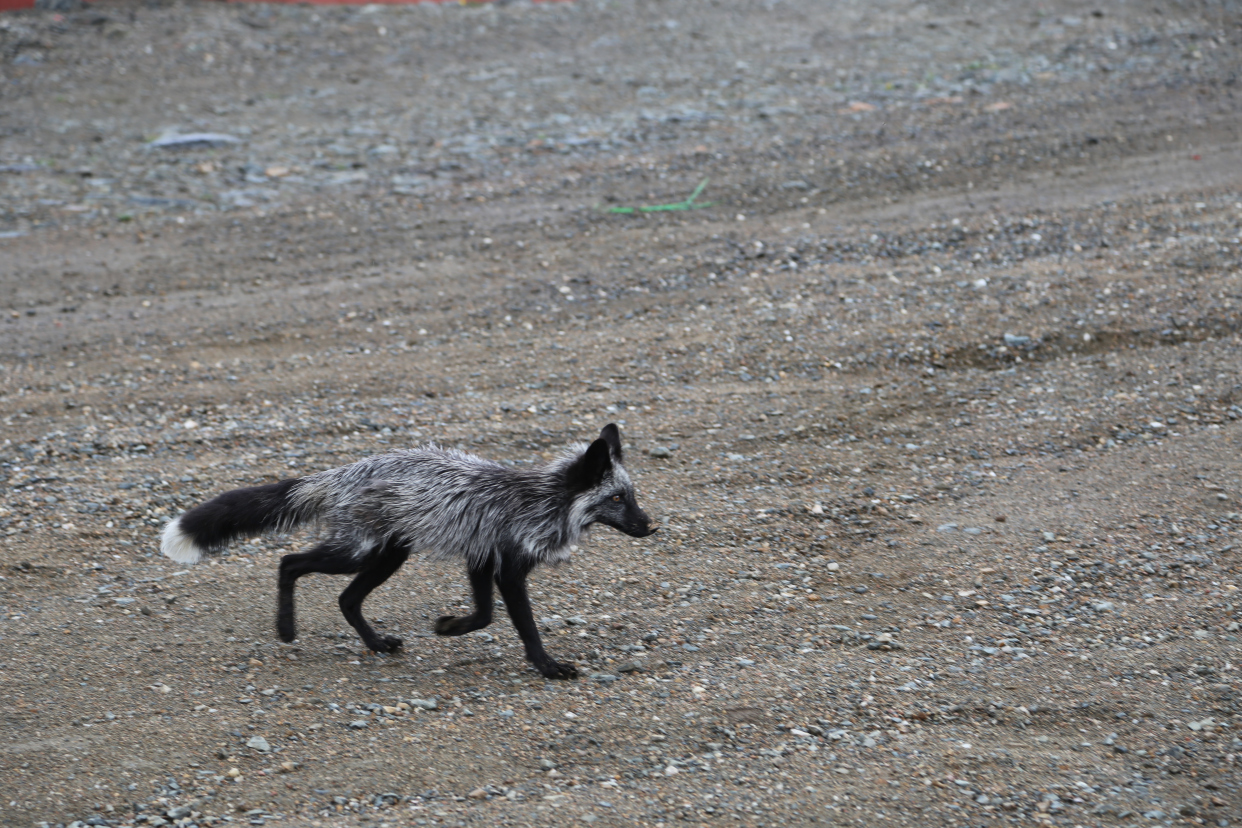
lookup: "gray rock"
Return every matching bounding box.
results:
[149,131,241,149]
[409,698,438,710]
[349,719,369,729]
[246,735,271,752]
[649,446,674,458]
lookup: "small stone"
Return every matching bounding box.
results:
[349,719,369,729]
[1193,629,1212,640]
[245,735,271,752]
[565,616,588,626]
[1092,601,1115,613]
[664,765,679,776]
[278,761,298,773]
[826,562,840,571]
[539,759,557,770]
[166,805,193,819]
[617,661,645,673]
[468,787,487,799]
[736,658,755,667]
[409,698,438,710]
[649,446,674,458]
[499,709,515,718]
[937,523,958,533]
[590,673,619,685]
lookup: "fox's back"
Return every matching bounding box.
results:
[291,446,575,564]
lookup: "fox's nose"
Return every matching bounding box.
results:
[647,522,660,534]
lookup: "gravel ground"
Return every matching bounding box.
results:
[2,1,1241,826]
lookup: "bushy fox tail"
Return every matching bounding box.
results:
[160,479,311,564]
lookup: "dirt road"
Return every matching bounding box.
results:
[2,1,1240,826]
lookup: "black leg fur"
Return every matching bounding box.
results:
[277,541,361,643]
[435,559,495,636]
[495,562,578,680]
[337,542,410,653]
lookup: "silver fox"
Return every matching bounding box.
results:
[159,424,657,679]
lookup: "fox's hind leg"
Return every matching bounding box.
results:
[337,540,410,653]
[277,540,360,643]
[434,558,495,636]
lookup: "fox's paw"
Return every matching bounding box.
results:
[368,635,403,654]
[537,659,579,680]
[434,615,470,636]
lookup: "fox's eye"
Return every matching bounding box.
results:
[612,495,621,502]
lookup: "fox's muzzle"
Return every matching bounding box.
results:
[625,520,659,539]
[605,507,659,538]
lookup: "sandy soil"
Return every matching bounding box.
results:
[1,1,1241,826]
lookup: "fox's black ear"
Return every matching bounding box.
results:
[599,423,623,462]
[566,438,613,491]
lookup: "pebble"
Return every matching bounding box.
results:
[349,719,369,729]
[245,735,271,752]
[468,787,488,799]
[409,698,438,710]
[649,446,674,458]
[149,131,242,149]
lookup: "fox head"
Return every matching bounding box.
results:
[566,423,658,538]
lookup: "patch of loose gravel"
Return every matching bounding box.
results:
[2,1,1241,827]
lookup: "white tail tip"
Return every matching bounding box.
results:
[160,517,204,564]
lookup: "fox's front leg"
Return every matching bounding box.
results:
[434,559,495,636]
[495,565,577,680]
